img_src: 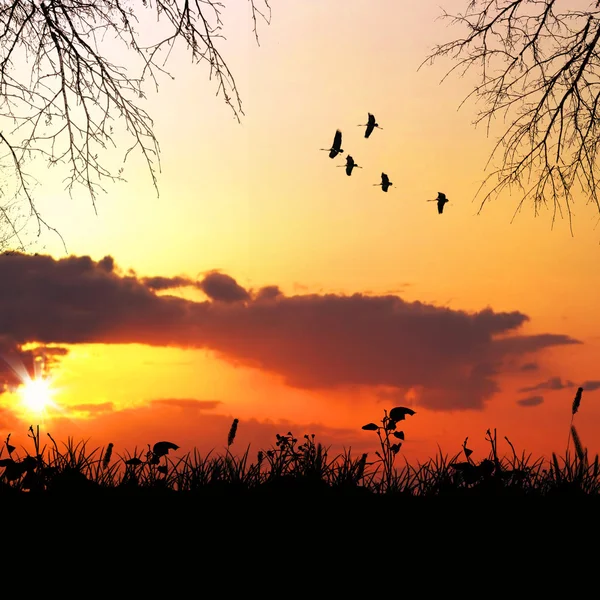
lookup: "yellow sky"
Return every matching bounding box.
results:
[1,1,599,465]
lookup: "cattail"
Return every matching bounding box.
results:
[356,453,368,481]
[102,442,114,469]
[571,426,585,462]
[227,418,239,447]
[572,387,583,415]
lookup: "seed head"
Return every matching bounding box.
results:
[227,418,239,447]
[572,387,583,415]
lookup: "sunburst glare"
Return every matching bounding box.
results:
[19,377,57,414]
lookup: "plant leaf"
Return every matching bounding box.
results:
[389,407,416,422]
[153,441,180,457]
[393,431,405,440]
[361,423,379,431]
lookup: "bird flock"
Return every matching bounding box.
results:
[321,113,449,214]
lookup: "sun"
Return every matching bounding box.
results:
[19,377,56,414]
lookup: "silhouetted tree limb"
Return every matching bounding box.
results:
[421,1,600,232]
[0,0,271,251]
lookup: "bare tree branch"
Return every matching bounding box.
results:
[421,0,600,233]
[0,0,272,251]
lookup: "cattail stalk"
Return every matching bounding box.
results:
[102,443,114,469]
[567,387,584,455]
[227,418,239,448]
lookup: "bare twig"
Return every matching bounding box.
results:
[421,1,600,233]
[0,0,271,251]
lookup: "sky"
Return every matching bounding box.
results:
[0,0,599,467]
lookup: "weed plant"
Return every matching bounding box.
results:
[0,389,598,500]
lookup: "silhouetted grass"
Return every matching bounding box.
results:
[1,397,598,504]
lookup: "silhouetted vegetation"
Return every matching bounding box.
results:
[1,392,598,501]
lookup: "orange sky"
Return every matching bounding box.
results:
[0,1,599,468]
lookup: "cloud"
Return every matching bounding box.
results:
[517,395,544,407]
[150,398,222,410]
[0,401,373,461]
[0,253,582,412]
[142,276,193,291]
[70,402,115,415]
[255,286,283,301]
[520,362,538,372]
[581,380,600,391]
[519,376,575,393]
[197,271,250,303]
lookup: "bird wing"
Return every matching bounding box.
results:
[333,129,342,149]
[368,113,375,125]
[382,173,389,184]
[438,192,446,200]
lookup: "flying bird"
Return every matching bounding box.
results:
[321,129,344,159]
[427,192,449,214]
[374,172,392,192]
[338,155,362,176]
[359,113,383,138]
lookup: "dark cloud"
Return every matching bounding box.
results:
[581,380,600,391]
[254,286,283,301]
[143,276,193,291]
[517,395,544,407]
[150,398,222,410]
[0,253,582,412]
[98,256,115,273]
[197,271,250,303]
[520,362,539,372]
[519,376,574,393]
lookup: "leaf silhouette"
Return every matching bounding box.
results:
[390,443,401,455]
[385,420,397,431]
[125,457,143,466]
[0,458,15,467]
[450,462,480,484]
[21,456,37,471]
[3,462,26,481]
[361,423,379,431]
[478,459,495,478]
[389,407,416,422]
[450,462,472,472]
[393,431,405,440]
[153,441,180,457]
[157,465,168,475]
[464,447,473,458]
